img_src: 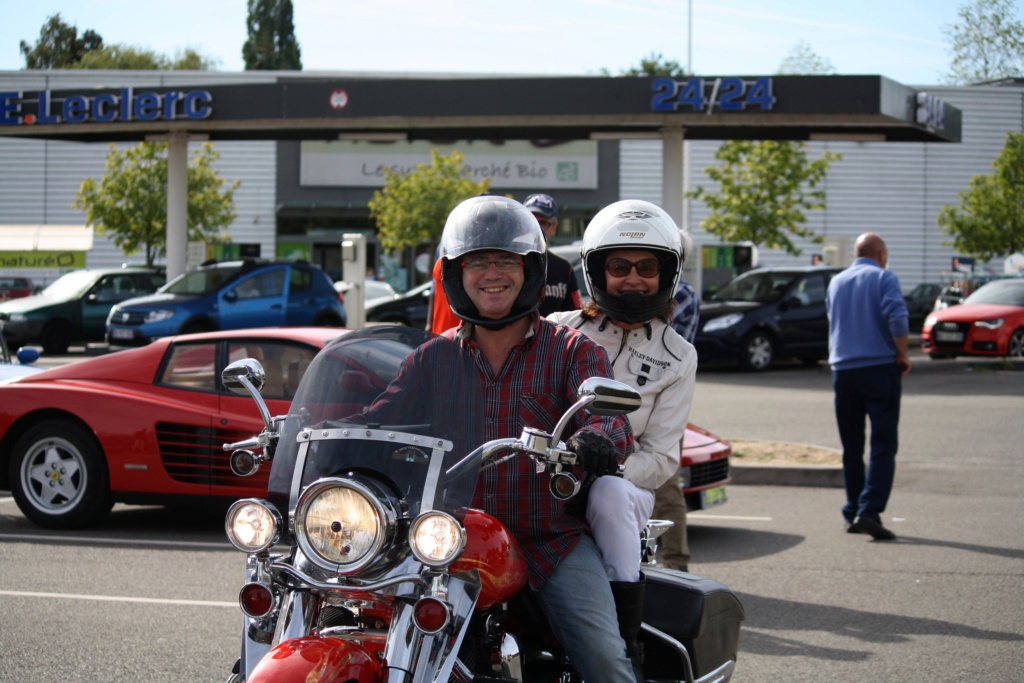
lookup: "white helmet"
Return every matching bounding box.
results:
[581,200,685,324]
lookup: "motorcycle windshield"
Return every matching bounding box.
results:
[267,327,485,520]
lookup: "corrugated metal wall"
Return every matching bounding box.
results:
[621,84,1024,290]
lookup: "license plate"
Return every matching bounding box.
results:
[935,331,963,343]
[110,328,134,340]
[701,486,727,508]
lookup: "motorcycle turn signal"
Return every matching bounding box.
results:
[549,472,581,500]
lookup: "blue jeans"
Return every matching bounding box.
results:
[833,362,901,523]
[536,535,637,683]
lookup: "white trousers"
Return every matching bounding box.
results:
[586,476,655,583]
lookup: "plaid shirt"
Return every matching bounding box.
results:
[673,279,701,344]
[449,316,633,588]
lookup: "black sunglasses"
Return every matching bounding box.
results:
[606,257,660,278]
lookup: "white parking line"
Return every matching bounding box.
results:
[0,589,235,608]
[689,514,773,521]
[0,533,229,550]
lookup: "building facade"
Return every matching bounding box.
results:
[1,70,1017,295]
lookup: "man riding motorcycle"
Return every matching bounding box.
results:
[352,195,642,683]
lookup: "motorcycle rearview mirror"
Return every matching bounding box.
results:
[221,358,274,431]
[550,377,642,446]
[222,358,266,394]
[577,377,642,416]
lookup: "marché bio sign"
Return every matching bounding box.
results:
[0,89,213,126]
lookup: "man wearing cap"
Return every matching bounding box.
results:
[524,193,583,316]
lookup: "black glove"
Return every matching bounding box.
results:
[567,430,619,477]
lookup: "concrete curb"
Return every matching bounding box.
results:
[730,462,843,488]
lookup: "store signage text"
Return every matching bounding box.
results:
[0,89,213,126]
[0,251,86,269]
[651,77,776,112]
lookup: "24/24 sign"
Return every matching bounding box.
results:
[650,77,776,112]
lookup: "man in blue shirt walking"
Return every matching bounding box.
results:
[826,233,911,541]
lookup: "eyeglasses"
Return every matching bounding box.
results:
[461,256,525,273]
[606,257,660,278]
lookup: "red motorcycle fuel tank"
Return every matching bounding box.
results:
[247,636,381,683]
[451,509,528,610]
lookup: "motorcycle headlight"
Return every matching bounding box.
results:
[409,512,466,567]
[295,478,394,574]
[225,498,281,553]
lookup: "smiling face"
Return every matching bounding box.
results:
[604,248,660,297]
[461,250,525,320]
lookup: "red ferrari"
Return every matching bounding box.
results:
[921,279,1024,360]
[0,326,731,529]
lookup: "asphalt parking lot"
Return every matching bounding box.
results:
[3,340,1021,681]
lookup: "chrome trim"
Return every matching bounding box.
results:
[640,621,696,683]
[695,658,736,683]
[273,561,425,593]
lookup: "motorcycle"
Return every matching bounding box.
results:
[220,326,743,683]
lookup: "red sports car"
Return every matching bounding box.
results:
[921,278,1024,360]
[0,326,731,529]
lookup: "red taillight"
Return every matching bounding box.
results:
[412,597,449,633]
[239,582,274,617]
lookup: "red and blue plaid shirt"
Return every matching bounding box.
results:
[449,316,634,588]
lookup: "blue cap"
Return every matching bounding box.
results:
[524,193,558,219]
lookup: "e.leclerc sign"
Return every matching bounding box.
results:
[0,88,213,125]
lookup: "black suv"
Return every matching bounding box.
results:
[695,266,842,371]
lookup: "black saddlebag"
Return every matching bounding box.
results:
[639,567,744,679]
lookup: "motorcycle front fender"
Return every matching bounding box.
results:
[247,636,381,683]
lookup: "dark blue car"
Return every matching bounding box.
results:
[695,266,842,371]
[106,260,346,346]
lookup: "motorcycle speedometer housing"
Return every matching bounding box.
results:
[294,477,398,575]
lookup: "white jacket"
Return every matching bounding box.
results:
[548,311,697,490]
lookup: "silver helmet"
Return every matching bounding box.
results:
[581,200,685,324]
[440,196,547,330]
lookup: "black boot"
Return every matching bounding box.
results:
[610,573,646,683]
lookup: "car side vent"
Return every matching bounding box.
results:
[156,422,270,488]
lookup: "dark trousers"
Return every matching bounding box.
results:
[833,362,901,522]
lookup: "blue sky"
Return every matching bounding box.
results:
[1,0,976,86]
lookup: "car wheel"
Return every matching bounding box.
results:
[1008,328,1024,357]
[9,420,113,529]
[39,320,73,355]
[739,331,775,371]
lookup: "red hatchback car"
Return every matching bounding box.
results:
[921,278,1024,359]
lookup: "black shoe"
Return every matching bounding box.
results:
[851,516,896,540]
[845,522,863,534]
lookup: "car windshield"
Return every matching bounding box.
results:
[963,280,1024,307]
[711,271,797,303]
[40,271,98,299]
[161,265,243,295]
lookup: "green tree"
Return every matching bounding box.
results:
[243,0,302,70]
[688,42,840,255]
[777,41,836,75]
[76,46,216,70]
[368,150,490,251]
[74,142,239,266]
[602,52,687,77]
[943,0,1024,83]
[690,141,841,256]
[19,13,103,68]
[936,132,1024,260]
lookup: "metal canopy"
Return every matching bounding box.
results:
[0,72,962,278]
[0,74,961,143]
